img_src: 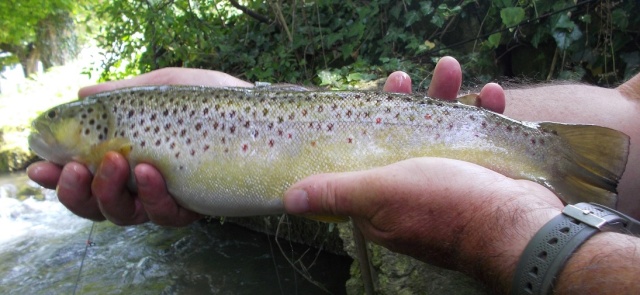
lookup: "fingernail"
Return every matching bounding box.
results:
[98,157,116,179]
[60,165,81,188]
[284,189,309,214]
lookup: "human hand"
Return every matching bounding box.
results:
[27,68,252,226]
[283,158,563,292]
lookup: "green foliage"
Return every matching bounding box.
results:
[0,0,95,75]
[92,0,639,88]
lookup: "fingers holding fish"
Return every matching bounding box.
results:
[78,67,254,98]
[26,161,63,190]
[134,163,203,227]
[56,162,106,221]
[382,71,412,94]
[427,56,462,100]
[478,82,505,113]
[92,152,150,225]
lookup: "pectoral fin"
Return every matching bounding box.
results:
[77,138,133,173]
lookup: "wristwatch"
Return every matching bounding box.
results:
[511,202,640,295]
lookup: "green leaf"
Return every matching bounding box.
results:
[405,11,419,27]
[420,1,434,15]
[611,9,628,29]
[487,33,502,48]
[554,14,575,30]
[500,7,524,27]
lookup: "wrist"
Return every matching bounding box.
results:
[459,196,562,293]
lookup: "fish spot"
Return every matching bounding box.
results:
[175,152,180,158]
[268,139,274,147]
[230,125,236,134]
[244,121,250,128]
[89,119,95,125]
[190,149,195,156]
[165,123,172,130]
[180,129,187,137]
[424,114,432,120]
[141,141,146,147]
[163,109,169,116]
[531,138,536,145]
[203,145,210,152]
[242,144,248,152]
[155,139,161,146]
[506,125,513,132]
[102,114,107,120]
[170,142,175,149]
[127,110,135,118]
[186,138,191,145]
[133,131,139,137]
[87,108,94,113]
[154,126,160,133]
[347,137,353,143]
[150,114,157,121]
[81,113,87,119]
[195,123,202,131]
[203,108,210,115]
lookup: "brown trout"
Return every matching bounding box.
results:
[29,86,629,216]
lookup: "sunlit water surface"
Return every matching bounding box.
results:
[0,173,350,294]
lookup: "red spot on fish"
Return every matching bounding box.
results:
[287,133,292,139]
[269,139,274,147]
[310,141,316,147]
[190,149,195,156]
[242,144,248,152]
[348,138,353,143]
[277,129,284,137]
[376,118,382,124]
[327,123,334,131]
[424,114,432,120]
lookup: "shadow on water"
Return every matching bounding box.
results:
[0,173,352,295]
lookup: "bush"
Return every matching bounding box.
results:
[91,0,639,88]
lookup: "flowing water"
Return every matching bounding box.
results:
[0,173,351,295]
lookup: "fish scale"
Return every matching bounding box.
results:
[29,85,629,217]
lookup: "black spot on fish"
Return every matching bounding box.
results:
[128,110,134,118]
[195,123,202,131]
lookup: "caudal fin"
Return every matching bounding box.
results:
[539,122,629,207]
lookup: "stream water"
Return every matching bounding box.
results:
[0,173,350,294]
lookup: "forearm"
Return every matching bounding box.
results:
[553,232,640,294]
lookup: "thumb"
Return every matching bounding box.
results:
[284,170,376,218]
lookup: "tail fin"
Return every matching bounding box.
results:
[539,122,629,207]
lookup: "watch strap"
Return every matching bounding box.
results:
[511,202,640,295]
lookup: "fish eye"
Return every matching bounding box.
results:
[47,110,57,119]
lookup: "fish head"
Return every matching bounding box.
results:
[29,99,110,165]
